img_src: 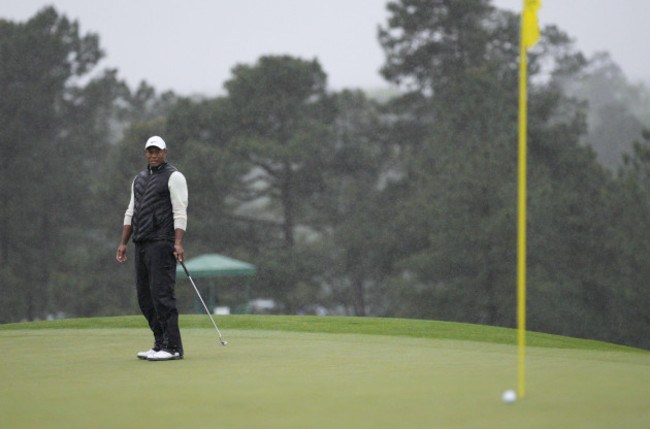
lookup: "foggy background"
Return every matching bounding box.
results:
[3,0,649,95]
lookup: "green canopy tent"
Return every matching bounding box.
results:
[176,254,256,314]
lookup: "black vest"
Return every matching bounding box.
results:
[132,162,177,243]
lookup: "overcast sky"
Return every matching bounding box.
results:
[2,1,649,96]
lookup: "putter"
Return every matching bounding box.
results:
[179,260,228,346]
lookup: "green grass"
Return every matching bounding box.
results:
[1,315,648,429]
[2,314,643,352]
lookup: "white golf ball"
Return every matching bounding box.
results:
[502,389,517,403]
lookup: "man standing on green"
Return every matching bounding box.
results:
[116,136,188,361]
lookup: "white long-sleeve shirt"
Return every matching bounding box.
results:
[123,171,188,231]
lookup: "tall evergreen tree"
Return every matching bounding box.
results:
[223,55,333,248]
[0,7,114,321]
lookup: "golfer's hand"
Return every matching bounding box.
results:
[116,244,128,263]
[174,243,185,262]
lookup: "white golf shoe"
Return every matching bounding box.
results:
[137,348,159,360]
[147,350,183,361]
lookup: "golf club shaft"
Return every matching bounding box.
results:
[179,260,226,344]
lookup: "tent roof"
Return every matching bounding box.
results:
[176,254,256,279]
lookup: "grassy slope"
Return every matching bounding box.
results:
[1,314,644,352]
[1,316,648,429]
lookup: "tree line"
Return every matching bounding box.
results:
[1,1,648,349]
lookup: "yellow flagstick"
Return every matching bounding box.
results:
[517,33,527,398]
[517,42,527,398]
[517,0,541,399]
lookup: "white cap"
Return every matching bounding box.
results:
[145,136,166,150]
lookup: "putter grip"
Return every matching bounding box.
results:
[179,260,190,277]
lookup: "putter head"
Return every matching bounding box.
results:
[220,341,228,346]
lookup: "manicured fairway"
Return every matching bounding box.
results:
[1,316,648,428]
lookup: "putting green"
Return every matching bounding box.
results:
[1,316,648,428]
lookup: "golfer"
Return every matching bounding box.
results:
[116,136,188,361]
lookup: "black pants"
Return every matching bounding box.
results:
[135,240,183,354]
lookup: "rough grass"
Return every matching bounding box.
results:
[1,315,648,429]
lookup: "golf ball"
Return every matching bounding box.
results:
[502,389,517,404]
